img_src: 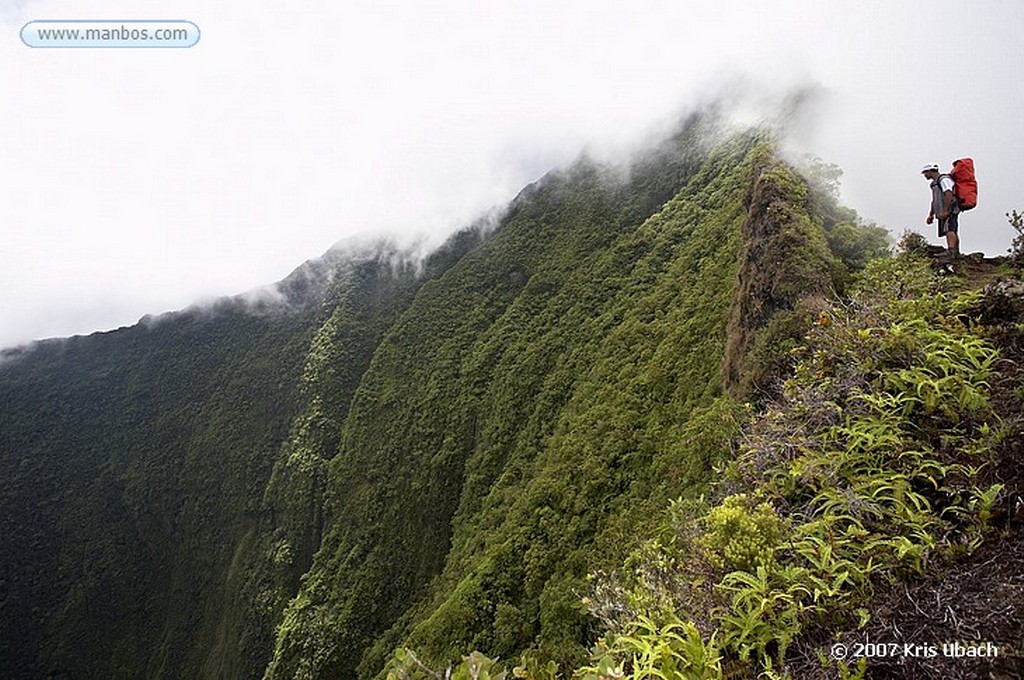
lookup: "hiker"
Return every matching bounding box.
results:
[922,163,960,257]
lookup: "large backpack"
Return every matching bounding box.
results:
[950,158,978,210]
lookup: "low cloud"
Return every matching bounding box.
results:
[1,1,1022,349]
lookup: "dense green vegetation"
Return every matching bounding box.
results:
[381,252,1023,680]
[577,255,1017,678]
[0,300,319,678]
[1,111,929,680]
[263,126,890,678]
[0,237,481,679]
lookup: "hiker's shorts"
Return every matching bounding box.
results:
[938,206,959,237]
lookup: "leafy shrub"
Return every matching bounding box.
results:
[699,495,785,573]
[896,229,931,257]
[386,649,508,680]
[580,615,722,680]
[384,648,560,680]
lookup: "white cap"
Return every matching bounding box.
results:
[921,163,939,173]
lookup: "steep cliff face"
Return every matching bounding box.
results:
[721,161,842,396]
[0,300,320,679]
[262,130,868,677]
[0,237,480,679]
[0,115,886,679]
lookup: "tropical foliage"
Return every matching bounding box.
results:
[578,255,1013,678]
[380,254,1019,679]
[2,111,986,680]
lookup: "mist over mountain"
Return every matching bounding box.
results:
[2,106,1021,680]
[5,2,1024,351]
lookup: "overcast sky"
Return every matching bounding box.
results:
[2,1,1022,349]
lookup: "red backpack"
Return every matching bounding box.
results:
[950,158,977,210]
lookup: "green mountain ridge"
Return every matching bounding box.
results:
[12,110,1008,680]
[0,232,484,678]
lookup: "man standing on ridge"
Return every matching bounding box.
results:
[922,163,960,258]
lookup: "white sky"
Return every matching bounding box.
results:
[2,1,1022,349]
